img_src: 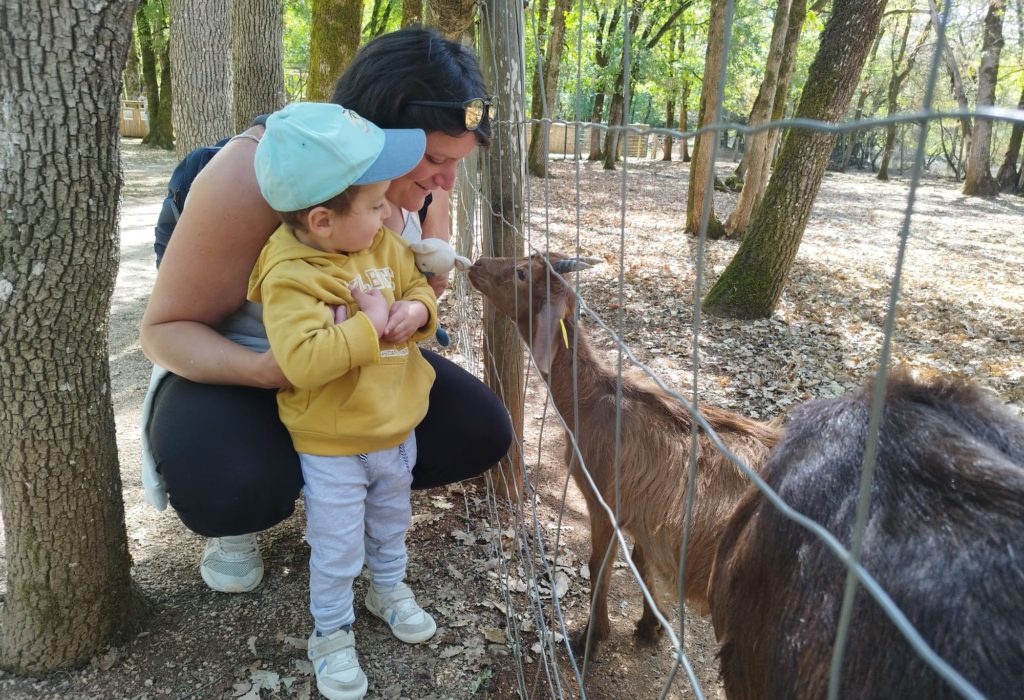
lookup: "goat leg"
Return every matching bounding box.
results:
[570,509,618,658]
[630,542,665,646]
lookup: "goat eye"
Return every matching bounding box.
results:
[516,268,526,281]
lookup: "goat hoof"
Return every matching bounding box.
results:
[570,628,604,658]
[633,620,664,646]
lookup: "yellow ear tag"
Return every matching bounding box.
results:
[559,318,569,348]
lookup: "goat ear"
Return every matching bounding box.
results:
[552,256,603,274]
[530,300,564,375]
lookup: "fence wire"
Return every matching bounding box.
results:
[438,0,1024,697]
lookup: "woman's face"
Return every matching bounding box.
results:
[386,131,478,212]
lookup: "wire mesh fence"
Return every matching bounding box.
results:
[436,0,1023,697]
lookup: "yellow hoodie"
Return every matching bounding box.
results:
[247,225,437,456]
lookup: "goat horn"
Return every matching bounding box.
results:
[552,256,603,273]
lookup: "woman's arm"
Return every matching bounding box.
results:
[419,188,451,297]
[140,131,289,389]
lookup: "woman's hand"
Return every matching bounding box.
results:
[382,300,429,345]
[425,271,449,298]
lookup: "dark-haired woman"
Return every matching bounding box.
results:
[139,28,512,600]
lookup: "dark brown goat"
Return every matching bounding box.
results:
[468,253,779,655]
[710,372,1024,699]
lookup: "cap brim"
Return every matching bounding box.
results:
[352,128,427,185]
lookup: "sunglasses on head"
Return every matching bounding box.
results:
[406,96,494,131]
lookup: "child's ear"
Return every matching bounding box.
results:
[306,206,333,238]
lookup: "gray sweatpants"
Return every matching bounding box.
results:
[300,433,415,634]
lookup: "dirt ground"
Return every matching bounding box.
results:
[0,138,1021,700]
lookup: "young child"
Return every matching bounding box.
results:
[247,102,438,700]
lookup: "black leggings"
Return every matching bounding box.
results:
[148,350,513,537]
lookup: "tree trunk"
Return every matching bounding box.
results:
[928,0,973,156]
[725,0,792,237]
[663,96,675,160]
[962,0,1004,196]
[0,0,145,673]
[602,91,625,170]
[527,0,572,177]
[680,82,691,161]
[401,0,423,26]
[587,7,620,162]
[763,0,807,174]
[170,0,233,157]
[589,93,606,160]
[308,0,363,102]
[877,14,928,181]
[232,0,286,133]
[702,0,887,319]
[480,0,527,501]
[685,0,728,239]
[995,84,1024,192]
[124,23,142,99]
[427,0,478,42]
[137,0,174,149]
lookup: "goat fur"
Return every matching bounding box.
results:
[468,252,780,655]
[710,372,1024,699]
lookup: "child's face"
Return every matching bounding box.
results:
[324,181,392,254]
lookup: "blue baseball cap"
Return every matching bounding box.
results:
[254,102,426,212]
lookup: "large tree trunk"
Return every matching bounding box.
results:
[527,0,572,177]
[685,0,728,239]
[0,0,144,673]
[962,0,1005,197]
[724,0,792,237]
[170,0,233,157]
[995,84,1024,192]
[588,93,606,160]
[702,0,887,319]
[602,91,625,170]
[232,0,286,133]
[307,0,363,102]
[587,7,620,162]
[480,0,527,501]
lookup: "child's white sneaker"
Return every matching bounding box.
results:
[307,628,367,700]
[365,582,437,643]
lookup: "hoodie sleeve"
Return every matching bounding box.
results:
[258,262,379,389]
[398,253,438,344]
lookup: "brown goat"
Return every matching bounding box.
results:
[468,252,779,655]
[710,373,1024,699]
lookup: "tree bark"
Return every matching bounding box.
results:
[961,0,1004,196]
[232,0,286,133]
[527,0,573,177]
[124,22,142,99]
[680,82,691,161]
[427,0,478,42]
[995,84,1024,192]
[480,0,527,501]
[685,0,728,239]
[307,0,363,102]
[663,96,675,160]
[171,0,233,157]
[702,0,887,319]
[401,0,423,26]
[1,0,145,673]
[725,0,792,237]
[137,0,174,149]
[587,7,620,161]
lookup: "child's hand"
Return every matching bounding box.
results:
[349,284,388,338]
[382,300,429,345]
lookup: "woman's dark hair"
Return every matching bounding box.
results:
[332,27,491,146]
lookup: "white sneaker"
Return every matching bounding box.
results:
[365,582,437,644]
[199,534,264,593]
[307,628,367,700]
